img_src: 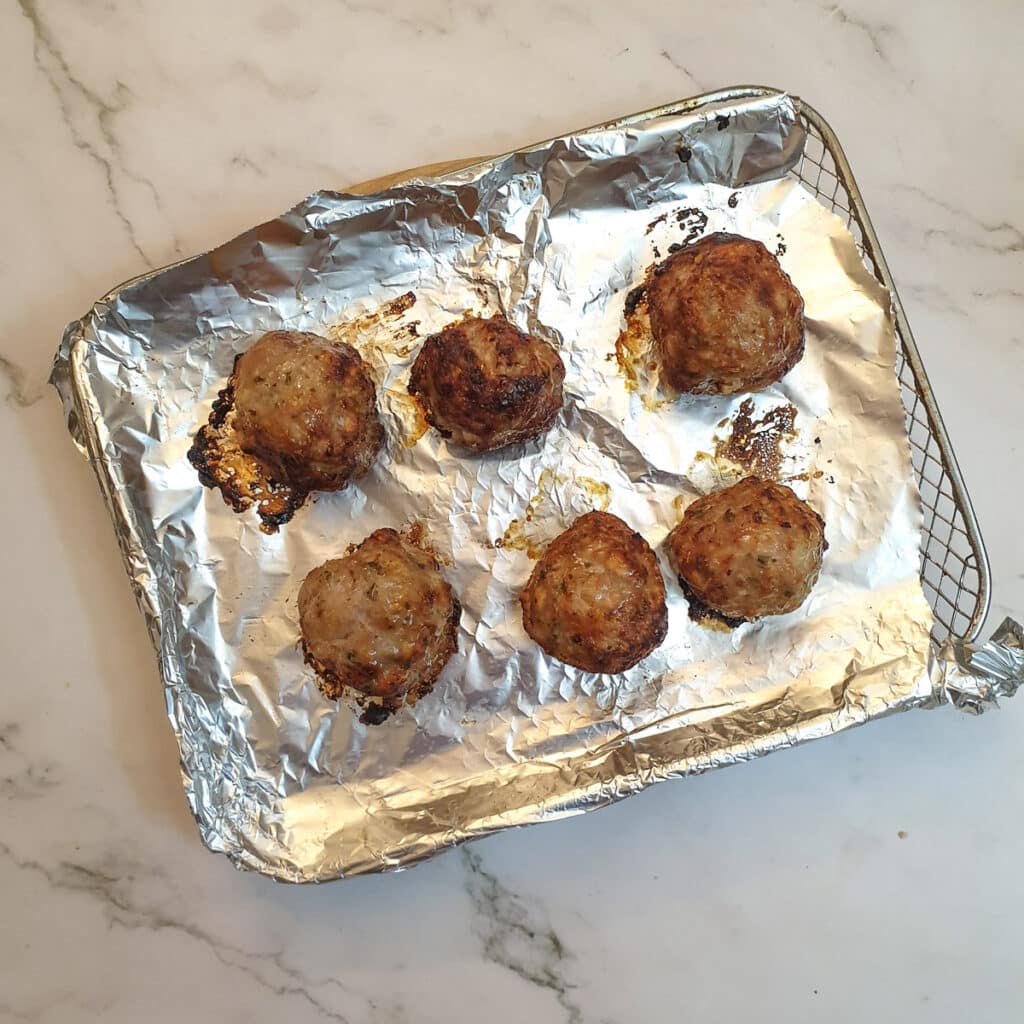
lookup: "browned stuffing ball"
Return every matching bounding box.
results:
[647,232,805,395]
[298,528,460,711]
[667,477,826,621]
[408,315,565,452]
[520,511,668,674]
[233,330,384,492]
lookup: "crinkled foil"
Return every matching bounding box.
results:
[51,91,1022,881]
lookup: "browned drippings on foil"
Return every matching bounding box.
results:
[782,469,825,484]
[326,291,419,365]
[614,294,651,393]
[673,207,709,246]
[713,397,798,479]
[302,521,456,725]
[495,470,611,558]
[646,212,667,234]
[188,373,308,534]
[386,390,430,448]
[576,475,612,509]
[495,470,551,558]
[613,288,673,411]
[614,206,710,407]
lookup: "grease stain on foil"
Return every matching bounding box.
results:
[615,206,712,409]
[386,389,430,448]
[495,469,612,557]
[327,291,420,373]
[682,399,806,492]
[714,397,798,479]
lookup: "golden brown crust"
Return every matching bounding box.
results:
[520,511,668,674]
[647,233,805,395]
[408,315,565,452]
[298,529,460,712]
[233,330,384,492]
[667,477,826,621]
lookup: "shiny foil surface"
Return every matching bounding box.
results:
[51,91,1020,881]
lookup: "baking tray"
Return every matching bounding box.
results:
[53,86,1018,880]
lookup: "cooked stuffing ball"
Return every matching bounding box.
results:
[667,477,825,621]
[233,330,384,491]
[298,528,460,709]
[520,511,667,673]
[409,315,565,452]
[647,232,805,395]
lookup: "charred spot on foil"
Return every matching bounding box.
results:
[676,143,692,163]
[668,242,683,254]
[713,397,798,479]
[382,291,416,317]
[715,114,730,131]
[728,192,740,208]
[624,285,646,316]
[677,574,747,630]
[187,373,308,534]
[675,207,709,245]
[646,213,667,235]
[360,703,394,726]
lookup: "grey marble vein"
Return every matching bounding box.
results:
[0,840,370,1023]
[903,281,1024,324]
[0,354,45,408]
[658,48,701,88]
[902,282,971,318]
[0,722,59,800]
[827,3,896,62]
[231,154,268,177]
[461,848,585,1024]
[234,59,321,101]
[890,183,1024,255]
[926,223,1024,256]
[335,0,450,37]
[15,0,182,265]
[971,287,1024,301]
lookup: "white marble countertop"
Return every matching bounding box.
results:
[2,2,1022,1021]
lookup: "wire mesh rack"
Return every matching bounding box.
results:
[791,98,990,643]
